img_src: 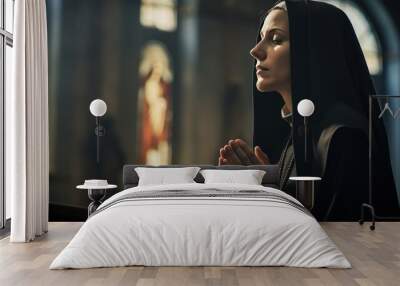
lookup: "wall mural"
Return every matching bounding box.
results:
[137,42,173,165]
[45,0,400,222]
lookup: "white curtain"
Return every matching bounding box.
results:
[8,0,49,242]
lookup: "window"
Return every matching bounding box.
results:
[140,0,177,32]
[0,0,14,229]
[320,0,382,75]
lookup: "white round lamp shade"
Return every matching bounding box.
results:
[297,99,315,117]
[90,99,107,117]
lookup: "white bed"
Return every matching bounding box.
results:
[50,183,351,269]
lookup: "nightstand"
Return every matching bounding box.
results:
[289,176,321,210]
[76,182,117,217]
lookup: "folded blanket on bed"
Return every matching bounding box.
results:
[91,188,311,218]
[50,183,351,269]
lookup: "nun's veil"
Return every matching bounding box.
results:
[252,0,398,210]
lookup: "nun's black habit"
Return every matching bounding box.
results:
[253,0,400,220]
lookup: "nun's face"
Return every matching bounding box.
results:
[250,9,290,93]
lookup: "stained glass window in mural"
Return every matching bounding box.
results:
[140,0,177,32]
[321,0,382,75]
[138,42,173,165]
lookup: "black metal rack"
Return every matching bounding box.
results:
[359,94,400,230]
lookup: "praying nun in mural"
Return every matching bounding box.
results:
[220,0,400,220]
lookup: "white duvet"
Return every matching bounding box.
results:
[50,183,351,269]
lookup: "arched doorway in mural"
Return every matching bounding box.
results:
[320,0,382,76]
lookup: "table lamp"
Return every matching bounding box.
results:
[297,99,315,164]
[89,99,107,163]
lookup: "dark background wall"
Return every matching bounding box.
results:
[47,0,264,220]
[46,0,400,221]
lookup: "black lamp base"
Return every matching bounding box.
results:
[359,203,375,230]
[87,189,107,217]
[294,180,315,210]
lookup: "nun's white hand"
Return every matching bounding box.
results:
[254,146,270,164]
[218,139,270,165]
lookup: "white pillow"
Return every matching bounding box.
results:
[135,167,201,186]
[200,169,266,185]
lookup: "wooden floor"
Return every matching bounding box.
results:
[0,222,399,286]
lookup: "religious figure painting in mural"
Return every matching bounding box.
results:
[138,42,173,165]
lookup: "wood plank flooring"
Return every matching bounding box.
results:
[0,222,399,286]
